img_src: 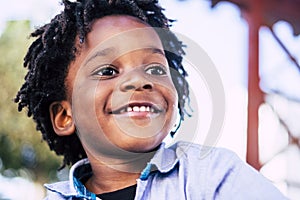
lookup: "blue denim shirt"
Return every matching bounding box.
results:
[44,141,287,200]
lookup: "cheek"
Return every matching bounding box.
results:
[71,79,109,132]
[152,85,177,146]
[164,80,179,127]
[72,87,97,132]
[72,82,118,154]
[162,78,178,107]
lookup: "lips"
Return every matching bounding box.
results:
[108,102,163,115]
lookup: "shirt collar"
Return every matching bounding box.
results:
[150,142,179,173]
[44,142,179,199]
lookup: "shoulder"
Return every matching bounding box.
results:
[170,141,268,183]
[166,141,245,186]
[169,141,287,199]
[43,181,76,200]
[43,191,67,200]
[169,141,240,165]
[172,141,245,179]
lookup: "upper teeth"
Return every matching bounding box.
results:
[122,106,154,113]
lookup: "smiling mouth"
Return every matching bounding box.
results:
[109,103,163,115]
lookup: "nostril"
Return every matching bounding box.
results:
[124,85,136,90]
[143,84,152,90]
[120,82,153,92]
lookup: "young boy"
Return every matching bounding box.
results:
[15,0,287,199]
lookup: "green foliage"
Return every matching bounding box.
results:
[0,20,63,184]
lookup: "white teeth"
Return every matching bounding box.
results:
[140,106,146,112]
[133,106,139,112]
[124,106,154,113]
[112,106,158,114]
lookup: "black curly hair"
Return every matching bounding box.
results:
[15,0,190,167]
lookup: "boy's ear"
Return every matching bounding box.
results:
[49,101,75,136]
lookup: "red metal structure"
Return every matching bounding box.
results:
[210,0,300,170]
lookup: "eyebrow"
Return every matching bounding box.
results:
[84,46,165,66]
[148,47,165,56]
[84,47,116,65]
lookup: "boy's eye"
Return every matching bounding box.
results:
[92,65,119,77]
[145,64,167,76]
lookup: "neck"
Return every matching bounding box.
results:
[84,150,156,194]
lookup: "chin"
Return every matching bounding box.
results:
[121,139,163,153]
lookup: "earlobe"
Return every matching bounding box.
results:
[49,101,75,136]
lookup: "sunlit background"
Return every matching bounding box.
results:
[0,0,299,199]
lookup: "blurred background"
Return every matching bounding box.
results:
[0,0,299,199]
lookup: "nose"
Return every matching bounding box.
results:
[119,71,153,92]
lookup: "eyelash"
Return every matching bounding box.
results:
[145,64,167,76]
[91,63,167,79]
[92,65,119,78]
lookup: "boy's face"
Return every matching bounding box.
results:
[64,15,178,158]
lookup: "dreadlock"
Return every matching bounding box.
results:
[15,0,190,167]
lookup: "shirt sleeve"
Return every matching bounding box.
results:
[211,149,288,200]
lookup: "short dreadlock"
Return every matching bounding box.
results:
[15,0,190,167]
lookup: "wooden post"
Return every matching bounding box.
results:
[244,0,264,170]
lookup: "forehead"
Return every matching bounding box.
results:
[85,15,163,52]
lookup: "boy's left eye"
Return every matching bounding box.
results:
[145,64,167,76]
